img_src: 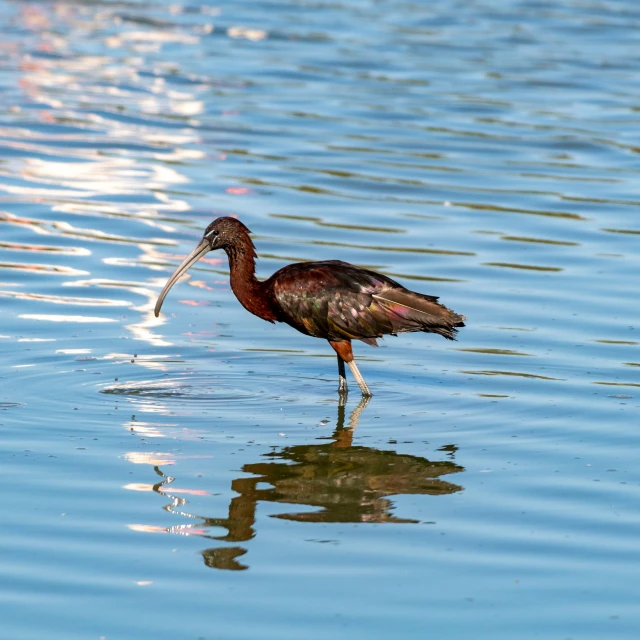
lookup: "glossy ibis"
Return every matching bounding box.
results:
[154,217,465,397]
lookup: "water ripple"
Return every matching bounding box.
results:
[2,0,640,638]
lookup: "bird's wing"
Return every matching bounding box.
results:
[270,260,463,342]
[270,261,392,341]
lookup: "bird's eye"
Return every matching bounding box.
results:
[205,229,219,239]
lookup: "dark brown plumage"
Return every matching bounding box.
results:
[155,217,465,397]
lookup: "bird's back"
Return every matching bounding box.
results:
[266,260,464,344]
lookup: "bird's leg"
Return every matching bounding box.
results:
[337,355,348,396]
[346,359,372,397]
[329,340,372,398]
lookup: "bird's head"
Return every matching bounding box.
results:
[202,216,252,251]
[154,217,252,317]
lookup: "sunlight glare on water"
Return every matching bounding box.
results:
[1,0,640,638]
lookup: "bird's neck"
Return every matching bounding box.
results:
[225,240,277,322]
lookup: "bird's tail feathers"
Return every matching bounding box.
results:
[373,288,465,340]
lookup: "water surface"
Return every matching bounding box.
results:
[1,1,640,638]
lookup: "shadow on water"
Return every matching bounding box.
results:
[150,398,464,571]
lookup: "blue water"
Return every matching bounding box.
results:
[1,0,640,638]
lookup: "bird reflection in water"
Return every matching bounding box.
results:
[152,399,464,571]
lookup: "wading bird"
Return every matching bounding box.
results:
[154,217,465,397]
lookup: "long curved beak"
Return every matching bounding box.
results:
[154,238,210,317]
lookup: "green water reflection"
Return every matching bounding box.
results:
[152,400,464,571]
